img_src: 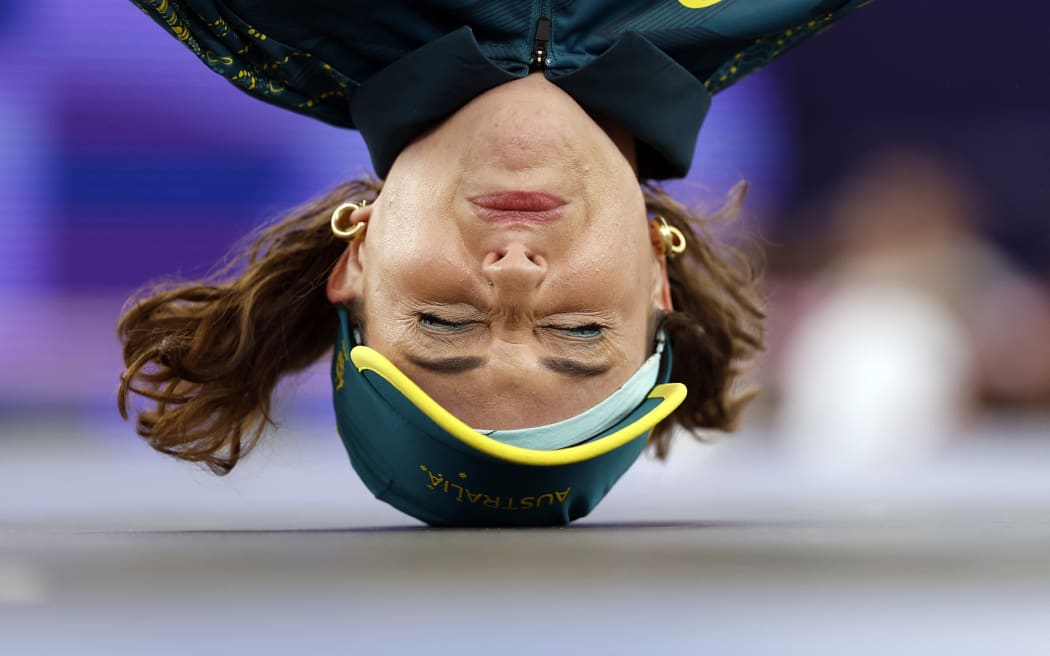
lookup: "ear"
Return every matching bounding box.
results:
[648,221,675,312]
[326,204,373,304]
[651,256,674,312]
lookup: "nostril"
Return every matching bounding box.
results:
[482,244,547,276]
[482,245,546,290]
[506,243,542,264]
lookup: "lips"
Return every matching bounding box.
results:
[470,192,566,224]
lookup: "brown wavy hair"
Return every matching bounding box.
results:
[117,177,763,474]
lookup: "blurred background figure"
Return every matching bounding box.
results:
[767,148,1050,471]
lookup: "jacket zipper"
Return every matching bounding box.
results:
[530,15,551,71]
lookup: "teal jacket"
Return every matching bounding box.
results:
[130,0,869,179]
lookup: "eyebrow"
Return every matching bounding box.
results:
[404,354,612,378]
[404,355,486,373]
[540,357,614,378]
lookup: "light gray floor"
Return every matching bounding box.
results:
[2,413,1049,654]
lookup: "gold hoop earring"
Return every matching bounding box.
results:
[331,200,369,241]
[653,216,686,258]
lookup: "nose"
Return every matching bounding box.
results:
[482,243,547,295]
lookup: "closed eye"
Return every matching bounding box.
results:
[418,313,470,332]
[546,323,605,339]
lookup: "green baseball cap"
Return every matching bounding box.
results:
[331,307,686,526]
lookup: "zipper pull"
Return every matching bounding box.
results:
[531,16,551,70]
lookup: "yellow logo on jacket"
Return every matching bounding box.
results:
[679,0,724,7]
[420,465,571,511]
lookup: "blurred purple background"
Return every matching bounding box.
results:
[0,0,1047,422]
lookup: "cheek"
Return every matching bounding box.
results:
[364,193,462,278]
[363,237,473,308]
[371,160,460,256]
[576,217,655,285]
[562,244,657,314]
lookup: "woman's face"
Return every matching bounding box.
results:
[328,74,671,429]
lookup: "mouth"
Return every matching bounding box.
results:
[470,191,566,224]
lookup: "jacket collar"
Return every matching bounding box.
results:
[350,26,710,180]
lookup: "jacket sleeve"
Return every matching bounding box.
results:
[697,0,875,95]
[129,0,359,129]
